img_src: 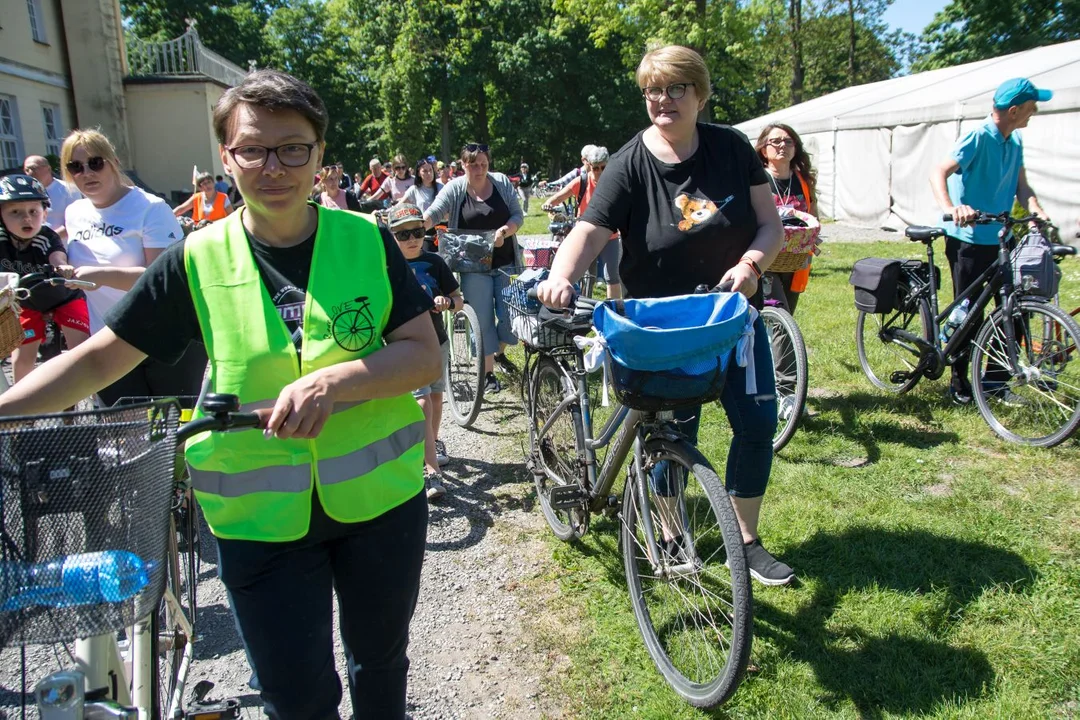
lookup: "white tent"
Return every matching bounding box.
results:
[735,40,1080,237]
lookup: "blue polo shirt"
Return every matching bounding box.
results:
[943,117,1024,245]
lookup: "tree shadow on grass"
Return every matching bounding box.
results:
[748,526,1035,718]
[795,391,961,465]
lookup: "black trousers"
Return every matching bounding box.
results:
[217,491,428,720]
[944,237,1000,385]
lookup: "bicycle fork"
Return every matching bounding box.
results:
[629,434,701,580]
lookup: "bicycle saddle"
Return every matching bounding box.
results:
[904,226,945,243]
[1051,244,1077,257]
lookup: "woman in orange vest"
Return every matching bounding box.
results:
[173,170,234,225]
[755,123,818,314]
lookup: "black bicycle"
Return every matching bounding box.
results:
[852,212,1080,447]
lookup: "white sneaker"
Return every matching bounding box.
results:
[425,472,446,501]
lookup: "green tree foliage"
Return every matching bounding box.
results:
[913,0,1080,71]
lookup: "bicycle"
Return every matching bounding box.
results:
[759,297,807,453]
[0,394,260,719]
[514,281,752,708]
[541,203,598,299]
[853,212,1080,447]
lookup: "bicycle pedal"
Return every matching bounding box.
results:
[890,370,911,384]
[548,484,584,510]
[186,698,241,719]
[602,495,621,517]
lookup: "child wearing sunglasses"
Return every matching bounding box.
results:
[388,203,462,500]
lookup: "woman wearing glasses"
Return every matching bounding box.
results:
[423,142,524,393]
[59,128,208,406]
[537,45,793,586]
[541,145,622,299]
[373,153,414,204]
[755,123,818,314]
[2,69,441,719]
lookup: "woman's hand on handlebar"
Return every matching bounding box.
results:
[719,263,759,299]
[265,373,335,440]
[537,277,576,310]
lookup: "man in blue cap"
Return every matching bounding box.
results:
[929,77,1052,405]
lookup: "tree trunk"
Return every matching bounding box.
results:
[789,0,804,105]
[440,70,452,163]
[476,83,490,147]
[848,0,857,84]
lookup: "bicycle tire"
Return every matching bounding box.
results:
[855,299,932,394]
[620,437,752,708]
[529,356,588,541]
[761,306,808,452]
[153,513,187,719]
[971,300,1080,447]
[445,303,485,427]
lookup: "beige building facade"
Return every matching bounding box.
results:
[0,0,244,201]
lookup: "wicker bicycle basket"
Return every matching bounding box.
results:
[0,401,180,649]
[767,211,820,274]
[0,287,24,360]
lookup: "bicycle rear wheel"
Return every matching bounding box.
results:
[971,300,1080,447]
[529,356,588,541]
[446,304,485,427]
[762,306,807,452]
[620,438,752,708]
[855,300,932,394]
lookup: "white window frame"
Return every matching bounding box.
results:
[27,0,48,44]
[41,102,62,157]
[0,95,25,170]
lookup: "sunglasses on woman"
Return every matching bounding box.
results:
[66,156,107,175]
[393,165,407,171]
[464,143,489,153]
[393,228,426,241]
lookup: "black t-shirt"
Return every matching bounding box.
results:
[767,173,807,211]
[404,251,459,344]
[581,123,769,299]
[458,187,516,268]
[0,224,82,312]
[105,222,434,364]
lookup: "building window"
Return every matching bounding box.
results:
[41,103,62,157]
[27,0,47,43]
[0,96,24,169]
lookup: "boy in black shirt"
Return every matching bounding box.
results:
[388,203,462,501]
[0,174,89,382]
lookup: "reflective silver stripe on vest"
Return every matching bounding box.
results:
[318,420,425,486]
[189,464,310,498]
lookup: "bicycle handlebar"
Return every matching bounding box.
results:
[176,410,265,442]
[942,211,1053,228]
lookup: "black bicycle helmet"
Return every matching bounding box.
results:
[0,174,51,208]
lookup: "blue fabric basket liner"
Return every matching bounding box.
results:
[593,293,749,373]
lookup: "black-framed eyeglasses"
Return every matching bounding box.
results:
[393,227,426,241]
[641,83,690,102]
[767,138,795,148]
[464,143,489,153]
[226,143,317,169]
[66,156,107,175]
[393,165,407,171]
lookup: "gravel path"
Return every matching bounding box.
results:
[0,384,566,719]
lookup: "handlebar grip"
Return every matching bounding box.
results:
[526,287,538,300]
[942,214,953,222]
[175,411,264,442]
[715,279,735,293]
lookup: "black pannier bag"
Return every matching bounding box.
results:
[1012,231,1058,299]
[849,258,902,314]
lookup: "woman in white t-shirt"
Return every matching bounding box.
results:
[373,153,413,203]
[61,129,207,406]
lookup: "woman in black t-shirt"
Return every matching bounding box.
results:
[537,45,792,586]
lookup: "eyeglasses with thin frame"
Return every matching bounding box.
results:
[641,83,690,102]
[766,138,795,149]
[464,143,489,154]
[66,157,107,175]
[590,164,607,171]
[226,143,317,170]
[393,227,426,241]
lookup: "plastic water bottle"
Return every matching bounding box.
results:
[1,551,150,612]
[939,298,971,344]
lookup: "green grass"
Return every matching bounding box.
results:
[510,241,1080,719]
[518,200,554,236]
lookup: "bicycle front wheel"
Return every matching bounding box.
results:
[446,303,485,427]
[621,438,752,708]
[855,300,932,394]
[971,300,1080,447]
[153,513,190,719]
[762,306,808,452]
[529,356,588,541]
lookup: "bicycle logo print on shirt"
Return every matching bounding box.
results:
[325,296,377,353]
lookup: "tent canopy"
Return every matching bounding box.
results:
[736,40,1080,234]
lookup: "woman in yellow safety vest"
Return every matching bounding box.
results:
[173,170,234,224]
[0,69,443,720]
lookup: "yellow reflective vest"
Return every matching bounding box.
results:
[183,206,425,542]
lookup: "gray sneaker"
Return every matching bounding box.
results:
[744,539,794,586]
[435,439,450,467]
[425,471,446,501]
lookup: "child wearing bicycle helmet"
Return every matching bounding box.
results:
[0,174,89,382]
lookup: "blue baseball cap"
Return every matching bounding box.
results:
[993,78,1053,109]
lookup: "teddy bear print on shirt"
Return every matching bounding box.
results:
[674,194,719,231]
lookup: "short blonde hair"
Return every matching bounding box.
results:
[60,129,132,187]
[635,45,712,104]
